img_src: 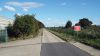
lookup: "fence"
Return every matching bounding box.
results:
[0,29,8,43]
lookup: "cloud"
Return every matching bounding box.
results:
[61,2,67,6]
[4,5,16,11]
[0,8,3,11]
[47,18,51,21]
[40,18,66,27]
[23,7,29,11]
[93,19,100,25]
[16,13,21,16]
[6,2,44,11]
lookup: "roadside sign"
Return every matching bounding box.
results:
[74,26,81,31]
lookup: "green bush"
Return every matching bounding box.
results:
[13,14,39,37]
[7,14,44,39]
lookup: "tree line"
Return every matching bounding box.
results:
[65,18,93,29]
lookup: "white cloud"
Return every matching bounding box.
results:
[6,2,22,6]
[61,2,67,6]
[93,19,100,25]
[23,7,29,11]
[47,18,51,21]
[4,5,16,11]
[41,18,66,27]
[16,13,21,16]
[0,8,3,11]
[6,2,44,11]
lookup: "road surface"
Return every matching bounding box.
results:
[0,29,91,56]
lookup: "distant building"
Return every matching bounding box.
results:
[0,16,13,30]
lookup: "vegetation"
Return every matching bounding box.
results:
[65,20,72,28]
[7,14,44,40]
[37,21,45,29]
[48,18,100,49]
[78,18,92,28]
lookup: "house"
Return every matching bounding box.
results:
[0,16,13,30]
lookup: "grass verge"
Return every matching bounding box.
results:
[48,29,100,50]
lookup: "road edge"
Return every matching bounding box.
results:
[48,29,100,56]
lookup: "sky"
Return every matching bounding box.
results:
[0,0,100,27]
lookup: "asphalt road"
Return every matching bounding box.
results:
[40,29,91,56]
[0,29,91,56]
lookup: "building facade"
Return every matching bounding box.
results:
[0,16,13,30]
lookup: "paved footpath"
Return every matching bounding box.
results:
[0,29,92,56]
[0,34,42,56]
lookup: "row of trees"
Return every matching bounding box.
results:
[7,14,44,38]
[65,18,93,28]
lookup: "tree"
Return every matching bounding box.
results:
[7,14,45,38]
[13,14,39,37]
[65,20,72,28]
[7,24,14,37]
[79,18,92,28]
[37,21,45,28]
[75,23,80,26]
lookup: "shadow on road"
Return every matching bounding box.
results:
[40,42,91,56]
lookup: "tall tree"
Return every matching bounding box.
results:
[65,20,72,28]
[75,23,80,26]
[79,18,92,28]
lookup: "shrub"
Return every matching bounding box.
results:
[7,14,44,39]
